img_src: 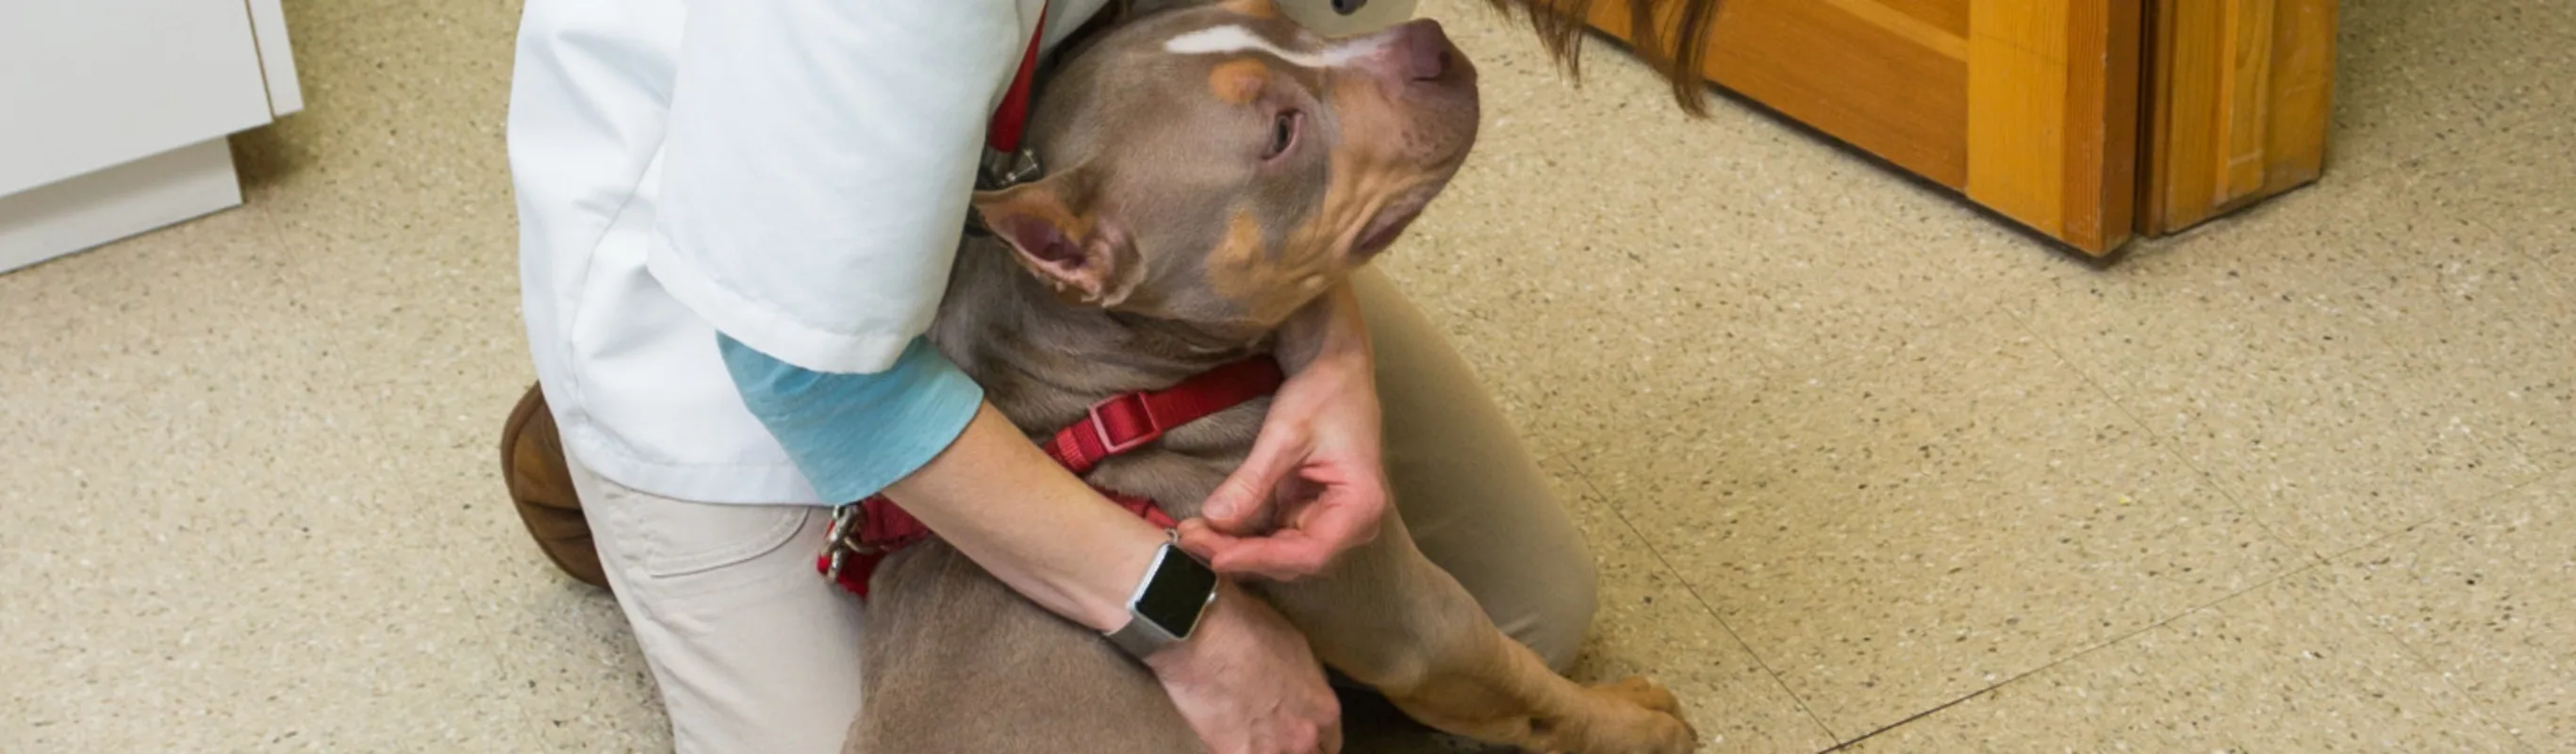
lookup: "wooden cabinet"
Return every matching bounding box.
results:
[1584,0,2337,256]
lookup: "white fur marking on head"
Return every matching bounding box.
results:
[1164,25,1390,70]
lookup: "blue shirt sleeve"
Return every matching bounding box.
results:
[717,332,985,503]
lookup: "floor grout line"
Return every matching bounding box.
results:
[2313,571,2549,754]
[1817,562,2327,750]
[2303,467,2574,754]
[1550,452,1845,747]
[1990,297,2327,567]
[1545,296,2328,750]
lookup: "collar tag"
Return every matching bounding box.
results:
[965,147,1045,238]
[977,147,1044,191]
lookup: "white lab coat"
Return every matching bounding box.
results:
[505,0,1412,505]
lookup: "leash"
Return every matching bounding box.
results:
[974,3,1050,197]
[817,355,1287,598]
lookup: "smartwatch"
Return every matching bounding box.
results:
[1104,533,1221,658]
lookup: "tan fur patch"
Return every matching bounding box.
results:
[1278,76,1414,271]
[1205,206,1272,304]
[1205,205,1334,323]
[1219,0,1282,19]
[1207,58,1270,105]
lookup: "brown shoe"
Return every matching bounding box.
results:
[501,384,611,590]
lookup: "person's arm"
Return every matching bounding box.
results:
[1182,282,1393,581]
[715,334,1166,629]
[717,337,1341,754]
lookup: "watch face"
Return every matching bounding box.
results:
[1135,546,1219,636]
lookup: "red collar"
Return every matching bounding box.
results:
[818,355,1288,598]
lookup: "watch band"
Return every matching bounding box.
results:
[1104,607,1182,657]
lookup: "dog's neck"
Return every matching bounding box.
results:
[929,238,1275,437]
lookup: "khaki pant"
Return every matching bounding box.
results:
[572,269,1598,753]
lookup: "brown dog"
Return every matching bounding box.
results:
[847,3,1699,751]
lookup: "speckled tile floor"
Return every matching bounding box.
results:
[4,0,2570,751]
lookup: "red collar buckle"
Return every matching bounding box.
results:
[1087,390,1164,456]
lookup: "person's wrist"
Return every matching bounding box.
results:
[1139,580,1231,673]
[1074,523,1169,632]
[1276,284,1368,371]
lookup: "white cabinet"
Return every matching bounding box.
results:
[0,0,303,272]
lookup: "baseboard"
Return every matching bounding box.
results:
[0,137,243,274]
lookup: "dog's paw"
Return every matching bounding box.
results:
[1594,677,1685,716]
[1579,677,1699,754]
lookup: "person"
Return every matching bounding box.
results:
[500,0,1724,752]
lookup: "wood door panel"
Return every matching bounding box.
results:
[1584,0,2140,254]
[1874,0,1969,37]
[2142,0,2337,235]
[1967,0,2141,250]
[2064,0,2144,249]
[1586,0,1971,188]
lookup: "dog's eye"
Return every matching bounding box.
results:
[1263,111,1299,159]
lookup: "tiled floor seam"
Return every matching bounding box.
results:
[2319,155,2565,492]
[1742,281,2007,393]
[2305,468,2571,754]
[1556,457,1845,746]
[2458,130,2573,486]
[1989,299,2325,566]
[2309,95,2543,195]
[1486,223,2032,442]
[2309,580,2551,754]
[2307,464,2565,568]
[1815,562,2328,751]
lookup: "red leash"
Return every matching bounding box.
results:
[971,4,1051,195]
[985,7,1047,156]
[817,356,1286,598]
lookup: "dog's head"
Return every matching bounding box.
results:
[970,0,1479,335]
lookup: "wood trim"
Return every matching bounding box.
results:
[2141,0,2339,236]
[2065,0,2140,252]
[1963,0,2137,254]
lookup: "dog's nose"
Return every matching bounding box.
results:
[1393,20,1457,82]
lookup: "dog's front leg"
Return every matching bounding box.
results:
[1253,515,1700,754]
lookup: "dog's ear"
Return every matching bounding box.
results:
[970,168,1144,307]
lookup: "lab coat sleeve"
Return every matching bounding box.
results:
[647,0,1035,375]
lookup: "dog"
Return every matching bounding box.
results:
[845,2,1700,751]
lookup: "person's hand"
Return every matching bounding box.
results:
[1178,344,1389,581]
[1147,581,1343,754]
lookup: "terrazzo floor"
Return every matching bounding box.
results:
[5,0,2570,751]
